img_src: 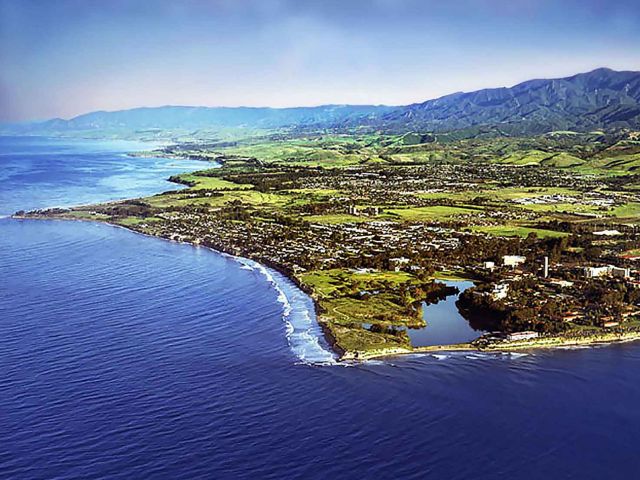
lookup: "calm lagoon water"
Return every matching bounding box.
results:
[409,280,485,347]
[2,137,640,479]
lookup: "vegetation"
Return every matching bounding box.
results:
[20,128,640,359]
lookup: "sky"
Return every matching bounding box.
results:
[1,0,639,122]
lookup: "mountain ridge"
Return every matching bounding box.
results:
[376,67,640,134]
[3,68,640,137]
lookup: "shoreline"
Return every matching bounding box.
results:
[8,214,340,364]
[356,331,640,361]
[10,214,640,362]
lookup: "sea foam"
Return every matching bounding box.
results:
[231,256,337,365]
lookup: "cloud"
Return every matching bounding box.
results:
[1,0,639,120]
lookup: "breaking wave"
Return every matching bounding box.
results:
[231,257,337,365]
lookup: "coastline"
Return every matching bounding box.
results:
[7,214,339,364]
[11,214,640,362]
[355,331,640,361]
[9,146,639,363]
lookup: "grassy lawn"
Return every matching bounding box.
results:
[417,187,580,202]
[513,202,603,215]
[433,270,474,281]
[66,211,110,221]
[325,322,411,353]
[491,186,579,200]
[471,225,569,239]
[611,202,640,219]
[146,190,291,209]
[174,173,252,190]
[386,205,481,221]
[300,268,414,298]
[222,140,370,168]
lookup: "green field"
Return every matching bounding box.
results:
[471,225,569,239]
[386,205,481,221]
[145,190,291,209]
[611,202,640,219]
[173,173,252,190]
[301,269,414,298]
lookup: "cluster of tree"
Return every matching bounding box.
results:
[369,324,408,337]
[457,290,570,334]
[582,280,640,323]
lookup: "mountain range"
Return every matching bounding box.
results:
[3,68,640,137]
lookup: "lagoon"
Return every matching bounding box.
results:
[408,280,485,347]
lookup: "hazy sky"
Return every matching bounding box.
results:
[1,0,639,122]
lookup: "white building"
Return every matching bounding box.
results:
[585,266,610,278]
[584,265,631,279]
[503,255,526,268]
[593,230,621,236]
[506,331,539,341]
[483,261,495,271]
[491,283,509,300]
[610,266,631,278]
[389,257,410,272]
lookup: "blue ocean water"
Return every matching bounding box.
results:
[2,138,640,479]
[0,136,206,216]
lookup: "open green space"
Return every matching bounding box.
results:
[386,205,481,221]
[471,225,570,239]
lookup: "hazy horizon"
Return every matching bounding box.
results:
[2,0,640,122]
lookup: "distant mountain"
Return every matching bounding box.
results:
[0,105,393,137]
[2,68,640,137]
[375,68,640,134]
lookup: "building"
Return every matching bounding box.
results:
[503,255,526,268]
[610,266,631,279]
[506,331,539,341]
[389,257,410,272]
[584,265,631,279]
[562,312,582,322]
[491,283,509,300]
[483,261,495,271]
[593,230,621,236]
[585,266,610,278]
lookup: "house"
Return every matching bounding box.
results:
[506,331,539,341]
[503,255,526,268]
[562,311,582,322]
[483,261,495,271]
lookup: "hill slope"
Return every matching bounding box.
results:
[378,68,640,134]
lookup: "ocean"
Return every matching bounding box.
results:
[1,137,640,479]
